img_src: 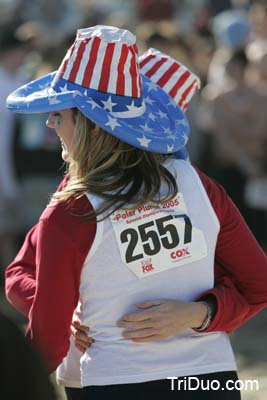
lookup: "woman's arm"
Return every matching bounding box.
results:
[196,264,264,333]
[196,169,267,333]
[25,196,96,372]
[5,225,38,316]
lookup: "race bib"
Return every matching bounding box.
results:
[110,194,207,279]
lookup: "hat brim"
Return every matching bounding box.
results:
[6,72,189,154]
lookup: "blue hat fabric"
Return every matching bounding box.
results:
[6,25,189,155]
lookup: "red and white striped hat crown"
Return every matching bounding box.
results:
[139,48,201,111]
[53,26,142,100]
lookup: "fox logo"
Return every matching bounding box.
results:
[141,258,154,273]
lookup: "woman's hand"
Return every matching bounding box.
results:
[117,299,208,342]
[70,316,94,353]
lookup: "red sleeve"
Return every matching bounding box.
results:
[5,225,38,316]
[195,168,267,333]
[5,175,69,317]
[25,195,96,372]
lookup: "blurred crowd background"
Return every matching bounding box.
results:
[0,1,267,399]
[0,0,267,287]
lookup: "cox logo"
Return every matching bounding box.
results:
[170,248,190,260]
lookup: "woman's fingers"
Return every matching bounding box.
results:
[73,335,94,351]
[72,320,90,334]
[117,319,153,330]
[118,301,164,324]
[131,334,164,343]
[70,323,94,348]
[74,342,88,353]
[122,328,157,339]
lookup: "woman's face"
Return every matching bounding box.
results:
[46,109,75,161]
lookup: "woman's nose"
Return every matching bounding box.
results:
[46,113,54,128]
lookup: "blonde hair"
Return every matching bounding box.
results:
[53,109,178,221]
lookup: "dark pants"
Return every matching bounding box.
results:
[65,371,241,400]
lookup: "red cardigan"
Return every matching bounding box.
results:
[5,169,267,372]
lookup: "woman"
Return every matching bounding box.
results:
[5,26,267,399]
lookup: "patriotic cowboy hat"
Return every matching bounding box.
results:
[139,47,201,160]
[6,25,195,154]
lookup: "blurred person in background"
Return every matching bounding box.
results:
[207,0,234,15]
[0,24,30,269]
[137,21,191,65]
[211,49,267,249]
[245,50,267,250]
[254,51,267,93]
[207,9,251,94]
[88,0,135,30]
[135,0,175,21]
[0,0,21,24]
[185,35,216,166]
[19,0,83,46]
[207,0,251,15]
[197,9,251,178]
[247,0,267,61]
[0,310,56,400]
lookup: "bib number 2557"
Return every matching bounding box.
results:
[120,214,192,263]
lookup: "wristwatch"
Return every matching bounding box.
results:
[194,296,217,331]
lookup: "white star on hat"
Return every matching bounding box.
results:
[176,119,188,127]
[87,98,99,110]
[38,83,49,90]
[167,144,174,152]
[137,136,151,148]
[126,100,138,113]
[181,132,188,143]
[73,91,83,98]
[146,80,158,92]
[105,116,121,131]
[157,110,168,119]
[166,133,177,141]
[148,112,156,121]
[144,96,155,106]
[102,96,117,111]
[140,122,153,132]
[48,96,61,105]
[163,127,172,134]
[59,84,68,92]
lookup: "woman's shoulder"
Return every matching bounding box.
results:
[41,195,91,219]
[39,195,95,239]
